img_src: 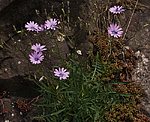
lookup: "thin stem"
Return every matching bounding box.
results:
[122,0,139,40]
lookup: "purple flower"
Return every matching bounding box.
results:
[108,23,123,38]
[31,43,47,53]
[109,6,125,14]
[25,21,39,31]
[54,68,69,80]
[36,24,45,32]
[44,18,59,30]
[29,52,44,64]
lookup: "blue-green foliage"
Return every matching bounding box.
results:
[34,54,123,122]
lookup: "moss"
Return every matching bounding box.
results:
[106,103,139,122]
[105,103,150,122]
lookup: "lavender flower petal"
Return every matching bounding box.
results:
[109,6,125,14]
[54,67,69,80]
[108,23,123,38]
[25,21,39,31]
[31,43,47,53]
[44,18,59,30]
[29,52,44,64]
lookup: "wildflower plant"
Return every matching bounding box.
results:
[44,18,60,30]
[29,52,44,64]
[34,54,122,122]
[31,43,47,53]
[21,1,148,121]
[54,67,69,80]
[25,18,59,32]
[108,23,123,38]
[29,43,46,64]
[25,21,39,32]
[109,6,125,14]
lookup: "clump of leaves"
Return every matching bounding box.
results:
[33,54,125,122]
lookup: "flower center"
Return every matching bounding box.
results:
[37,47,40,52]
[31,26,36,30]
[112,30,118,34]
[116,8,119,12]
[34,57,39,61]
[59,73,64,77]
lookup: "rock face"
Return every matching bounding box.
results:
[126,5,150,115]
[0,0,63,28]
[0,0,88,80]
[0,0,14,11]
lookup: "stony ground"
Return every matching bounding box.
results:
[125,1,150,114]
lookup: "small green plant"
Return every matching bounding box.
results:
[32,54,128,122]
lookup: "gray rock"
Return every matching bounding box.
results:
[0,0,14,11]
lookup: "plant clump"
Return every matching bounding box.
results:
[105,103,150,122]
